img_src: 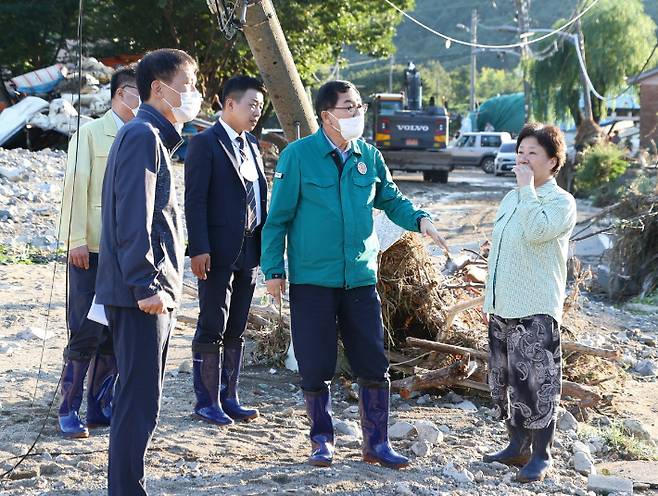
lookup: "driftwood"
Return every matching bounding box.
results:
[562,341,622,360]
[405,337,603,407]
[391,357,477,399]
[407,337,621,362]
[407,337,488,360]
[443,296,485,329]
[445,378,601,408]
[176,305,289,331]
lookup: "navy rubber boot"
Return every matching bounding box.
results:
[193,351,234,426]
[303,388,334,467]
[220,343,259,421]
[86,353,117,428]
[483,420,531,466]
[359,381,409,469]
[517,421,556,483]
[58,359,90,438]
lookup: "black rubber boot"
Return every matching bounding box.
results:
[483,420,531,466]
[58,359,91,438]
[220,342,259,421]
[517,421,555,483]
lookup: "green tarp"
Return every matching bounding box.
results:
[476,92,525,134]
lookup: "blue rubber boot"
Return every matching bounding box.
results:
[86,353,117,428]
[193,351,233,426]
[303,388,334,467]
[359,381,409,469]
[517,421,555,482]
[58,359,90,438]
[483,420,531,466]
[220,342,259,421]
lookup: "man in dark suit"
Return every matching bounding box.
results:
[185,76,267,426]
[96,48,200,496]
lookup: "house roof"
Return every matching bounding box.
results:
[629,66,658,84]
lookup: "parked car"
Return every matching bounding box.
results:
[493,141,517,176]
[447,131,512,174]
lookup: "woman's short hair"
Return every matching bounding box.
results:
[516,123,567,174]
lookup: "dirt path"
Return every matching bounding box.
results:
[0,168,656,495]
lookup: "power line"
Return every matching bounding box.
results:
[382,0,602,50]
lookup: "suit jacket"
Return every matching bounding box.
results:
[95,104,185,308]
[59,109,118,252]
[184,121,268,267]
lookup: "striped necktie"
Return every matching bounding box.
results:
[236,136,258,232]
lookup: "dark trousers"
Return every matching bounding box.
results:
[106,305,174,496]
[192,235,259,353]
[66,252,112,360]
[289,284,389,391]
[488,314,562,430]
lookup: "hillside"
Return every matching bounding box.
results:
[390,0,657,70]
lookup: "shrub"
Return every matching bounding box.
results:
[575,143,628,196]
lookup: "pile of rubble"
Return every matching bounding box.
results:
[0,147,67,252]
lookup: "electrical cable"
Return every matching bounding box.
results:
[382,0,602,50]
[0,0,85,484]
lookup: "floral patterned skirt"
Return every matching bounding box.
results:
[487,314,561,429]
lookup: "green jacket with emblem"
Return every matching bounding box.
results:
[261,128,430,289]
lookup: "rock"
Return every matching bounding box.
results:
[7,467,39,480]
[573,451,596,475]
[76,460,100,472]
[334,419,360,438]
[622,419,653,441]
[572,440,592,456]
[442,461,474,484]
[624,303,658,314]
[415,420,444,445]
[16,326,54,340]
[39,462,64,475]
[487,461,509,472]
[557,410,579,432]
[393,482,415,496]
[633,359,658,377]
[411,439,432,457]
[587,473,633,495]
[389,421,416,440]
[178,360,192,374]
[442,391,464,403]
[473,470,485,483]
[0,165,24,182]
[416,394,431,405]
[453,400,478,412]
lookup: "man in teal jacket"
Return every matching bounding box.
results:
[261,80,448,470]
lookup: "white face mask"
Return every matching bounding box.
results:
[160,80,202,123]
[328,111,365,142]
[122,90,140,117]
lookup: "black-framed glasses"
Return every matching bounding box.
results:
[332,103,368,116]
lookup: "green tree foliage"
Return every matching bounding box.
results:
[0,0,80,74]
[532,0,657,125]
[1,0,413,99]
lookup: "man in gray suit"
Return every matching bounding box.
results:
[95,48,200,496]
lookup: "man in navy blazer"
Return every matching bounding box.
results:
[96,48,200,496]
[184,76,268,426]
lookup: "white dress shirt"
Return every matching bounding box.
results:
[218,117,262,226]
[111,110,125,131]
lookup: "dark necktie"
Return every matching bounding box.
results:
[236,136,258,232]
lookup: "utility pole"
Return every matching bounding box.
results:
[470,9,477,112]
[388,54,395,93]
[575,16,593,121]
[515,0,532,121]
[240,0,318,140]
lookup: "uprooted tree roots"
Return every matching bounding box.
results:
[377,233,452,348]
